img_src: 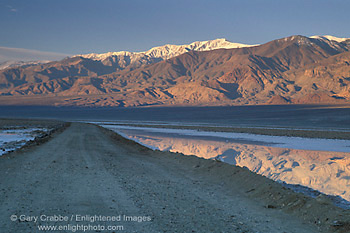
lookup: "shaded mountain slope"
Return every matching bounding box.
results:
[0,35,350,107]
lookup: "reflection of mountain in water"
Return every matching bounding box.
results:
[123,132,350,201]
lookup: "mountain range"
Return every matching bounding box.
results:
[0,35,349,107]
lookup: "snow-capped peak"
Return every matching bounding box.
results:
[310,35,350,43]
[74,38,258,61]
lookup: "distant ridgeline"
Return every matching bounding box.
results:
[0,35,350,107]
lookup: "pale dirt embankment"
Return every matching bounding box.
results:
[0,122,349,232]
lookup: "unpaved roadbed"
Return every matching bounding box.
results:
[0,123,349,232]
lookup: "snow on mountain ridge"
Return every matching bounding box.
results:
[309,35,350,51]
[310,35,350,43]
[75,38,258,61]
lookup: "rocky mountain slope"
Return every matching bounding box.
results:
[0,36,349,107]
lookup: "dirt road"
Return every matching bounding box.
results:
[0,123,347,232]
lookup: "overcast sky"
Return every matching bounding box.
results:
[1,0,350,55]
